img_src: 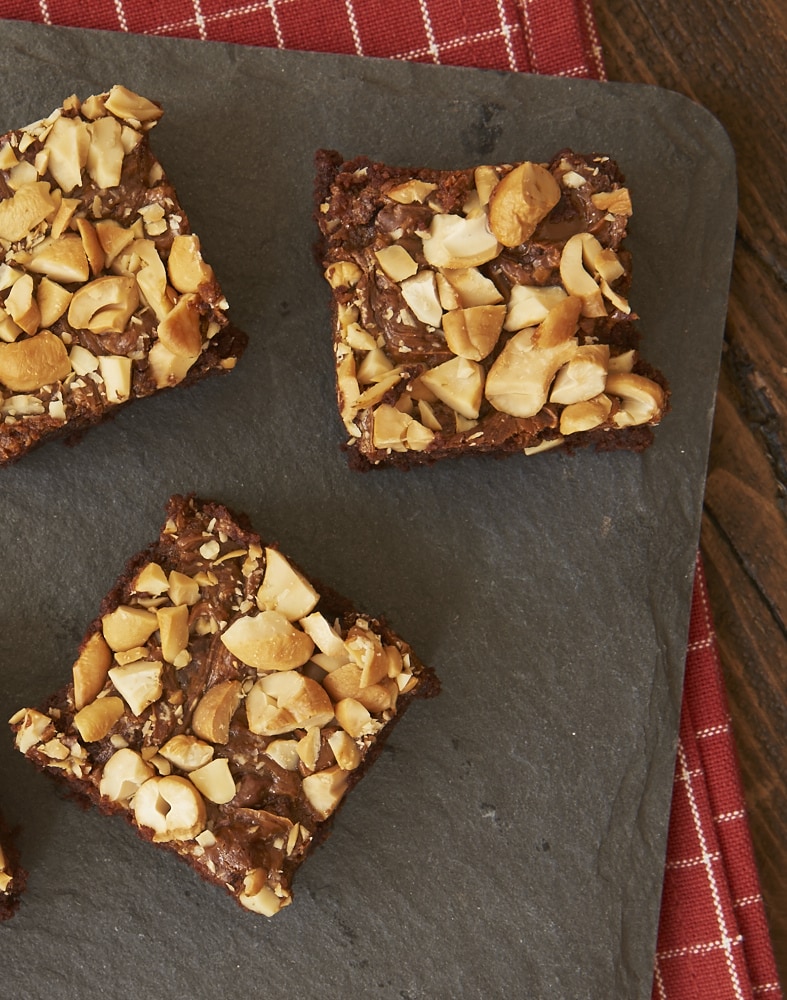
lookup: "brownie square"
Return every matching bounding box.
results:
[315,148,669,468]
[9,495,438,916]
[0,86,247,466]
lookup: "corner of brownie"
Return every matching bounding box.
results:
[9,494,438,917]
[0,811,27,920]
[314,148,670,469]
[0,86,248,467]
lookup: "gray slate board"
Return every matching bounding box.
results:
[0,20,736,1000]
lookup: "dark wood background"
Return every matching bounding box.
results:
[595,0,786,986]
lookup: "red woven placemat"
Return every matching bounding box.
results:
[654,557,781,999]
[0,2,781,997]
[1,0,605,75]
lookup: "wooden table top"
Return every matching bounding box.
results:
[595,0,786,985]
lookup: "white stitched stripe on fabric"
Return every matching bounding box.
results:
[113,0,129,32]
[675,738,747,999]
[752,981,784,996]
[714,809,747,824]
[343,0,365,56]
[388,28,523,64]
[656,934,744,961]
[578,0,606,79]
[652,962,667,1000]
[415,0,441,63]
[494,0,519,71]
[674,765,705,783]
[267,0,285,48]
[733,893,765,910]
[696,721,732,739]
[191,0,208,40]
[665,850,722,870]
[687,637,714,654]
[517,0,538,73]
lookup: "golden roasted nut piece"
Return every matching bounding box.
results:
[9,495,439,917]
[315,148,669,468]
[0,85,247,467]
[487,161,561,247]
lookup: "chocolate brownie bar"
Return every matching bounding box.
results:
[315,148,669,468]
[9,495,438,916]
[0,86,246,466]
[0,810,26,920]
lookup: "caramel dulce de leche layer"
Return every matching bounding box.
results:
[0,86,247,466]
[9,495,438,917]
[314,148,669,469]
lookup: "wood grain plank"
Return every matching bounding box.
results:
[595,0,787,986]
[723,241,787,495]
[705,468,787,627]
[708,373,775,498]
[597,0,787,276]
